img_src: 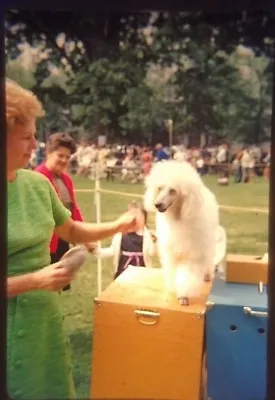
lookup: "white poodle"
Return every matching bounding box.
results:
[144,160,226,305]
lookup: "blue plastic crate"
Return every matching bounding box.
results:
[206,276,267,400]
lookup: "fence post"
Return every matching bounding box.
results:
[95,159,102,296]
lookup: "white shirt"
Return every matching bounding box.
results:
[196,158,204,168]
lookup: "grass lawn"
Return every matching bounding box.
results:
[61,175,269,398]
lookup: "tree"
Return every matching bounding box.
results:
[5,10,274,144]
[6,59,36,89]
[236,54,273,143]
[146,14,274,145]
[5,11,155,68]
[5,11,157,139]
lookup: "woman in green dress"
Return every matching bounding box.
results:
[6,78,137,400]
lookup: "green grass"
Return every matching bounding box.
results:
[61,175,269,398]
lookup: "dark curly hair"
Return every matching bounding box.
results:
[46,133,76,154]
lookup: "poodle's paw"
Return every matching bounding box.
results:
[204,273,212,282]
[178,296,190,306]
[174,266,203,299]
[204,270,215,282]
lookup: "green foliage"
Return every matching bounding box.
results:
[6,60,36,89]
[68,57,151,138]
[149,19,273,144]
[4,11,274,144]
[36,93,72,138]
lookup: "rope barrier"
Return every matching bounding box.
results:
[94,162,102,296]
[75,188,269,214]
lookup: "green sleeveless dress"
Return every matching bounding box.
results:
[7,169,76,399]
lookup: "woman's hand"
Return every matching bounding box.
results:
[33,262,76,292]
[115,210,137,233]
[85,242,97,253]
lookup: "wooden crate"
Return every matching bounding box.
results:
[225,254,267,285]
[90,266,212,400]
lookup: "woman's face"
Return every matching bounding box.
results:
[47,146,72,174]
[7,118,37,171]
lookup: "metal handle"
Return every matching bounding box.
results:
[243,306,268,318]
[258,281,264,294]
[134,309,160,325]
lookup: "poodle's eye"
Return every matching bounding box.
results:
[169,189,176,195]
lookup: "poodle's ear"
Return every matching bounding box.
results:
[180,183,204,219]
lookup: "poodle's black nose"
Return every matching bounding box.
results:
[155,202,166,212]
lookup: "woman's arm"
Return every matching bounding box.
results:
[7,273,41,298]
[48,178,136,246]
[7,263,75,298]
[55,212,136,245]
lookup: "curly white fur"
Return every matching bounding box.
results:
[144,160,223,302]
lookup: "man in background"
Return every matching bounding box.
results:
[155,143,170,162]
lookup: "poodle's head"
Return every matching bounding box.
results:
[144,160,203,218]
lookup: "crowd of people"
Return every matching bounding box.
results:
[29,139,271,184]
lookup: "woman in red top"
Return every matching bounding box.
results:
[35,132,89,290]
[141,147,153,177]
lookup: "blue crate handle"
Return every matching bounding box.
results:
[243,306,268,318]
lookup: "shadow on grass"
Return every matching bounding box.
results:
[69,328,93,399]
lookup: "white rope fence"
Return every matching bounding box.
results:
[94,161,102,296]
[75,188,269,215]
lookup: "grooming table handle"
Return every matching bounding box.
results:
[134,309,160,325]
